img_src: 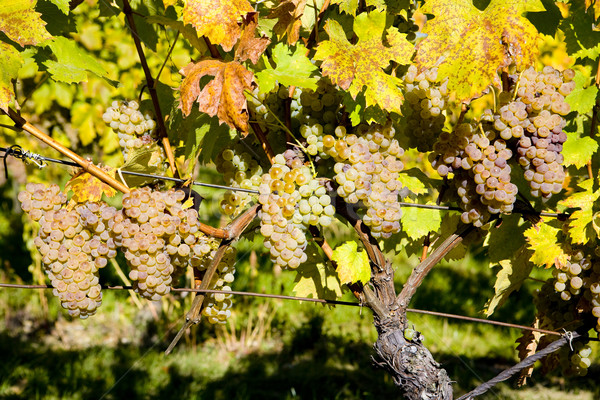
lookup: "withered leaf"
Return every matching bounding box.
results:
[235,13,271,64]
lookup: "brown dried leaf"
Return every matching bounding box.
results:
[235,13,271,64]
[179,59,255,134]
[267,0,307,45]
[182,0,253,52]
[515,317,542,386]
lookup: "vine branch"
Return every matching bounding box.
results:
[1,107,131,194]
[395,223,474,312]
[165,204,260,354]
[121,0,178,177]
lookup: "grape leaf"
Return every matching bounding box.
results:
[560,1,600,60]
[565,71,599,114]
[485,214,526,264]
[314,11,413,114]
[332,241,371,284]
[48,0,69,15]
[116,143,168,188]
[400,201,442,240]
[0,42,23,112]
[398,168,436,196]
[267,0,307,45]
[293,262,343,300]
[559,179,600,244]
[179,59,255,134]
[562,131,598,169]
[524,222,568,268]
[484,245,532,316]
[415,0,544,101]
[586,0,600,21]
[0,0,52,46]
[593,211,600,239]
[66,169,117,203]
[182,0,253,52]
[332,0,385,16]
[255,43,319,93]
[515,315,542,386]
[43,37,115,85]
[146,15,207,52]
[234,13,271,64]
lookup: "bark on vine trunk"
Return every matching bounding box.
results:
[372,315,453,400]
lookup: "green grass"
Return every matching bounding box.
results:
[1,244,600,399]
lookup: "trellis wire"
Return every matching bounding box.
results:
[0,146,569,218]
[0,282,564,337]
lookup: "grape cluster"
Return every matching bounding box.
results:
[102,100,163,164]
[323,123,405,238]
[199,247,237,324]
[215,144,263,217]
[430,123,518,226]
[18,183,117,318]
[489,67,574,198]
[247,81,341,139]
[19,183,238,324]
[401,66,449,152]
[257,151,334,269]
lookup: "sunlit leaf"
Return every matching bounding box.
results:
[314,11,413,114]
[182,0,253,52]
[400,201,441,240]
[415,0,544,101]
[565,71,599,114]
[255,43,319,93]
[179,59,255,134]
[0,42,23,112]
[332,241,371,284]
[235,13,271,64]
[0,0,52,46]
[66,169,117,203]
[293,262,343,300]
[524,222,568,268]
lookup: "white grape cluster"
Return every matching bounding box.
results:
[299,123,334,159]
[257,151,334,269]
[198,246,237,324]
[322,123,405,238]
[20,183,239,324]
[485,67,574,199]
[102,100,163,164]
[401,66,449,152]
[430,123,518,227]
[215,145,263,217]
[18,183,117,318]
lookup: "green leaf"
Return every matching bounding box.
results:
[117,143,168,188]
[48,0,70,14]
[331,241,371,284]
[524,222,568,268]
[560,1,600,60]
[400,202,442,240]
[565,71,599,114]
[398,168,437,196]
[0,42,23,112]
[485,214,526,264]
[559,179,600,245]
[415,0,544,101]
[484,245,533,316]
[44,37,116,86]
[562,131,598,169]
[331,0,384,16]
[255,43,319,93]
[593,211,600,239]
[0,0,53,46]
[314,11,413,114]
[293,261,343,300]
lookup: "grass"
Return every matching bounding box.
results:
[1,234,600,399]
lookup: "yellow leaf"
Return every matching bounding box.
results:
[524,222,568,268]
[267,0,307,45]
[182,0,253,52]
[332,241,371,284]
[66,168,117,203]
[415,0,544,101]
